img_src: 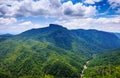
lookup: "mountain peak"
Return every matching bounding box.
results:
[49,24,67,29]
[49,24,62,27]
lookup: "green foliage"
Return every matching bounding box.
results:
[0,39,83,78]
[0,35,13,42]
[83,49,120,78]
[0,24,120,78]
[43,61,79,77]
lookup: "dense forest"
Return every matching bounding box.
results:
[0,24,120,78]
[83,49,120,78]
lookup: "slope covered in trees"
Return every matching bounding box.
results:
[83,49,120,78]
[0,40,87,78]
[0,24,120,78]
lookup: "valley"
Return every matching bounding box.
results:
[0,24,120,78]
[80,60,89,78]
[83,49,120,78]
[0,0,120,78]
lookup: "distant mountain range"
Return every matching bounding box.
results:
[0,34,13,42]
[0,24,120,78]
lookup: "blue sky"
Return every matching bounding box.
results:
[0,0,120,34]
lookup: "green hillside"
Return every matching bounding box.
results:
[0,39,87,78]
[0,24,120,78]
[83,49,120,78]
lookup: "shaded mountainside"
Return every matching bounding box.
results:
[0,24,120,78]
[83,49,120,78]
[115,33,120,39]
[72,29,120,51]
[17,24,120,53]
[0,34,13,42]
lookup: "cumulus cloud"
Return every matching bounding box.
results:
[107,0,120,14]
[117,9,120,13]
[108,0,120,9]
[62,1,85,17]
[62,1,97,18]
[55,16,120,32]
[0,0,119,34]
[84,0,101,4]
[0,0,97,18]
[0,17,17,25]
[0,0,62,17]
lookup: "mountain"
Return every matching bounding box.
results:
[18,24,74,50]
[115,33,120,39]
[17,24,120,53]
[72,29,120,53]
[83,48,120,78]
[0,33,13,36]
[0,24,120,78]
[0,34,13,42]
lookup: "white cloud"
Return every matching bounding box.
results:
[0,16,120,34]
[84,6,97,17]
[0,20,43,34]
[19,21,33,26]
[62,1,97,18]
[0,17,17,25]
[0,0,119,34]
[84,0,95,4]
[108,0,120,9]
[84,0,101,4]
[108,0,120,4]
[62,1,84,17]
[0,0,21,17]
[0,0,97,18]
[107,0,120,14]
[55,16,120,32]
[117,9,120,13]
[0,0,62,17]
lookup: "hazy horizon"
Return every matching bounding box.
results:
[1,23,120,35]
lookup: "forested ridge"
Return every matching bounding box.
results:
[0,24,120,78]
